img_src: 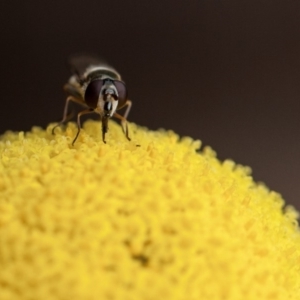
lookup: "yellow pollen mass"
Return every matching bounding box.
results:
[0,120,299,300]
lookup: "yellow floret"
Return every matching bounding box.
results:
[0,120,299,300]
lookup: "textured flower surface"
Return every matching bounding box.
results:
[0,120,300,300]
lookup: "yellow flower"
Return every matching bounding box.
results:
[0,120,299,300]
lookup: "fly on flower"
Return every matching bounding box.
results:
[52,55,132,145]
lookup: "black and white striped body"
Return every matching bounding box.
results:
[52,55,132,144]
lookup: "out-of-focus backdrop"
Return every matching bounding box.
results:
[1,1,300,208]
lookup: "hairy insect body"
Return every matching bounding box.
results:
[52,57,132,145]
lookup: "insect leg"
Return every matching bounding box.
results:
[122,100,132,119]
[115,100,132,138]
[52,96,82,135]
[114,114,131,141]
[72,108,94,146]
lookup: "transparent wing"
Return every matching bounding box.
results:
[67,54,121,83]
[68,54,108,77]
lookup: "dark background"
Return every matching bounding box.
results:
[1,1,300,208]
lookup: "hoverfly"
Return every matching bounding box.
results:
[52,55,132,145]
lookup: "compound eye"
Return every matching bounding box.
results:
[85,80,103,108]
[114,80,128,105]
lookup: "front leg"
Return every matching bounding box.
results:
[114,100,132,140]
[121,100,132,120]
[113,113,131,141]
[52,95,86,135]
[72,108,94,146]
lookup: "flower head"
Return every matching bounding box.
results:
[0,120,299,299]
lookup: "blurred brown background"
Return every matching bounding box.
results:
[1,1,300,208]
